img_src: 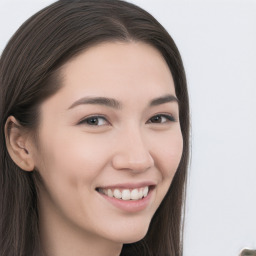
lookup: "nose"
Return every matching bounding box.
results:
[111,128,154,173]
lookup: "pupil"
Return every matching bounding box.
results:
[152,116,161,123]
[88,117,98,125]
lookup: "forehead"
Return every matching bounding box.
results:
[59,41,175,95]
[41,41,176,114]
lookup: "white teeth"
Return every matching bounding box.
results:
[143,186,149,197]
[122,189,131,200]
[130,189,139,200]
[107,189,113,197]
[113,189,122,199]
[138,189,143,199]
[99,186,150,201]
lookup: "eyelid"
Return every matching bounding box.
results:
[146,113,177,124]
[76,112,177,127]
[77,115,110,126]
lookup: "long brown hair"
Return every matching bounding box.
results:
[0,1,190,255]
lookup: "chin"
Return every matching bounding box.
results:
[106,220,151,244]
[122,231,147,244]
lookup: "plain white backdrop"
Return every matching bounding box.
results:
[0,1,255,255]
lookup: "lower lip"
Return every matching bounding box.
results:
[98,188,154,213]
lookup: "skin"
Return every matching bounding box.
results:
[6,41,183,256]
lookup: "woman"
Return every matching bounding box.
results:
[0,0,190,255]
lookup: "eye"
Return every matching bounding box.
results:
[147,114,176,124]
[78,116,109,126]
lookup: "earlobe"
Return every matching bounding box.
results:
[4,116,35,172]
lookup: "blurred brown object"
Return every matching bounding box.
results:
[240,248,256,256]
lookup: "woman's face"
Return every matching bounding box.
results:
[33,41,183,245]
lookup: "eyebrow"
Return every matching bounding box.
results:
[149,94,179,107]
[68,96,121,110]
[67,94,178,110]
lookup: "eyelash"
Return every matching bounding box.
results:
[78,114,176,126]
[147,114,176,124]
[78,116,109,126]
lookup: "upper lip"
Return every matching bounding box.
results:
[96,181,156,190]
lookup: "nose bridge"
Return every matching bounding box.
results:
[112,124,154,172]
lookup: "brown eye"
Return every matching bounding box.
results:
[148,114,175,124]
[78,116,108,126]
[150,115,162,123]
[87,117,100,125]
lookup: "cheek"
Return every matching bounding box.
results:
[34,132,110,221]
[148,129,183,210]
[36,131,111,188]
[152,129,183,179]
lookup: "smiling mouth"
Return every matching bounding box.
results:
[96,186,153,201]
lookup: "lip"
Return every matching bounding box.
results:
[97,185,155,213]
[97,181,156,190]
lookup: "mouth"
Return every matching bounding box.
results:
[96,186,154,201]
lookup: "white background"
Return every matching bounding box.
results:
[0,1,255,255]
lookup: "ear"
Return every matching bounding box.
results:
[4,116,35,172]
